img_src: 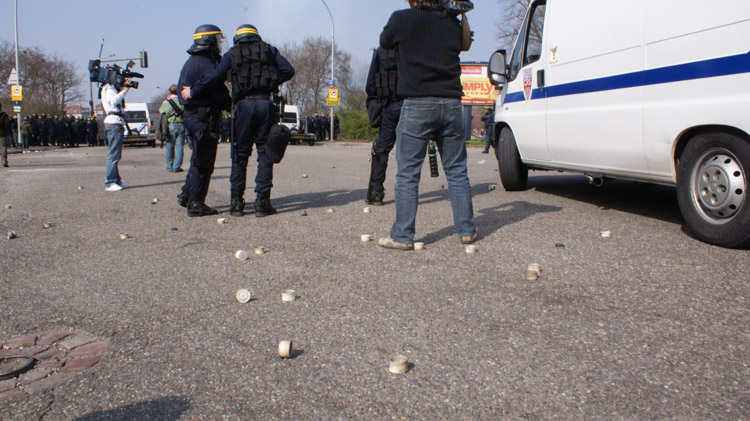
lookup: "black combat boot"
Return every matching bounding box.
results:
[365,187,385,206]
[177,192,188,208]
[230,192,245,217]
[187,201,219,217]
[254,191,276,217]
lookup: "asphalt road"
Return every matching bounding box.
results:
[1,142,748,419]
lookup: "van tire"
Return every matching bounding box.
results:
[497,127,528,191]
[676,133,750,248]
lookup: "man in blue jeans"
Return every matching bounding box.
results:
[159,85,186,172]
[101,75,132,191]
[378,0,477,250]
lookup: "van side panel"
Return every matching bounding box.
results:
[545,0,648,175]
[644,3,750,180]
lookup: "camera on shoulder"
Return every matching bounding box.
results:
[88,60,144,90]
[442,0,473,15]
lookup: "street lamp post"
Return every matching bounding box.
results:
[13,0,21,142]
[320,0,335,141]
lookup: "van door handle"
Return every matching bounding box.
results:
[537,70,545,87]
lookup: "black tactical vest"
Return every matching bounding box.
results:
[374,48,399,100]
[229,41,280,103]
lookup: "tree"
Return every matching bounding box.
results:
[0,41,83,116]
[279,37,355,117]
[496,0,532,50]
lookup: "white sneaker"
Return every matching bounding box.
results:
[119,183,131,189]
[105,183,123,192]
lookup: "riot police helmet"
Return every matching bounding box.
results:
[188,24,225,54]
[233,24,260,44]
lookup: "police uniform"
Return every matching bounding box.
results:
[189,24,295,217]
[176,24,231,217]
[365,47,403,205]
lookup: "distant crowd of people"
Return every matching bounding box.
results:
[3,112,102,151]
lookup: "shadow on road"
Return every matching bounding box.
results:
[275,188,368,213]
[75,396,191,421]
[421,200,562,243]
[530,174,683,225]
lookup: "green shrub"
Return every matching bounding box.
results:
[340,108,377,141]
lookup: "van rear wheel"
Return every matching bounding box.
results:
[496,127,528,191]
[676,132,750,247]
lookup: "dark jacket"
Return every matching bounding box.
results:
[190,39,295,100]
[178,53,231,110]
[0,111,11,136]
[380,7,463,99]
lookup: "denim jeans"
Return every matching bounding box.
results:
[390,97,476,244]
[104,124,124,186]
[165,122,185,171]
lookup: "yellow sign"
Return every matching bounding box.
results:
[326,87,340,107]
[11,85,22,101]
[460,64,498,105]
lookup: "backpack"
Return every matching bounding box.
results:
[156,112,170,141]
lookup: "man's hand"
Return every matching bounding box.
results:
[181,86,192,100]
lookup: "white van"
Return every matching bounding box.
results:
[122,102,155,147]
[488,0,750,247]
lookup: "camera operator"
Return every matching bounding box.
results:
[101,75,132,191]
[377,0,477,250]
[182,24,295,217]
[176,24,231,217]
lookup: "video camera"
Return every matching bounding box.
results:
[88,60,144,90]
[442,0,473,15]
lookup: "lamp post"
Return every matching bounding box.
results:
[320,0,335,141]
[13,0,21,142]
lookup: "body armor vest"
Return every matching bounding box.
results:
[374,48,399,100]
[229,41,280,103]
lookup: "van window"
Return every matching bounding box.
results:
[524,3,546,66]
[282,112,297,124]
[508,0,547,81]
[123,111,148,123]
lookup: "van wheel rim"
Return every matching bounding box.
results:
[691,149,746,224]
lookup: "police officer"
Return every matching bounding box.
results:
[87,116,99,146]
[183,24,295,217]
[176,24,231,217]
[365,47,403,205]
[39,113,50,146]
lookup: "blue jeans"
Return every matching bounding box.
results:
[165,122,185,171]
[390,97,476,244]
[104,124,124,185]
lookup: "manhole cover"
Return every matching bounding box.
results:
[0,357,35,381]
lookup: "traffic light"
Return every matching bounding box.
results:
[140,51,149,68]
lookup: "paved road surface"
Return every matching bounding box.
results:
[1,143,747,419]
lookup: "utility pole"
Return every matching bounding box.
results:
[320,0,335,141]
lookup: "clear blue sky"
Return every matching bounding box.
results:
[2,0,505,103]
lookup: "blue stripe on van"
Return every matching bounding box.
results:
[504,51,750,103]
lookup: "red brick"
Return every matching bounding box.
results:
[19,369,50,386]
[0,346,48,358]
[34,348,63,361]
[5,335,37,348]
[0,389,25,401]
[58,336,97,351]
[0,378,16,393]
[61,355,101,371]
[38,332,72,346]
[37,358,65,369]
[23,372,77,394]
[69,341,109,357]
